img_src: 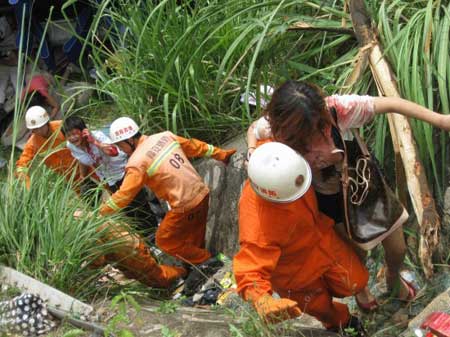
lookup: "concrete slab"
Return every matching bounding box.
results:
[0,265,93,317]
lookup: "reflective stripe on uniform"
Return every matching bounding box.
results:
[146,141,180,177]
[106,197,122,211]
[16,166,29,174]
[205,144,214,157]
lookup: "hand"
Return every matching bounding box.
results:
[220,149,237,165]
[444,115,450,132]
[73,209,84,218]
[254,295,301,323]
[81,129,95,144]
[16,171,31,190]
[73,209,94,219]
[102,144,119,157]
[244,147,256,169]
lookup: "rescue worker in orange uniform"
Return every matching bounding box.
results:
[233,142,368,336]
[82,215,187,288]
[15,106,81,187]
[99,117,236,267]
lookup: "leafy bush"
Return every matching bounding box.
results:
[0,166,124,299]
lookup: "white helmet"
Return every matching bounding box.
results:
[109,117,139,143]
[248,142,312,203]
[25,106,49,129]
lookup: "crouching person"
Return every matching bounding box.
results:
[233,142,368,336]
[94,220,186,288]
[15,106,81,188]
[63,116,159,229]
[99,117,236,267]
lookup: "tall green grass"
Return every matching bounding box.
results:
[376,0,450,201]
[0,7,129,300]
[80,0,351,143]
[0,166,127,299]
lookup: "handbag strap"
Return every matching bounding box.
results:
[329,108,373,238]
[329,108,352,238]
[352,130,370,157]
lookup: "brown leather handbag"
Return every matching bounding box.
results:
[336,126,409,250]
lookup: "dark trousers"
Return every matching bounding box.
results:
[315,191,343,224]
[109,180,163,234]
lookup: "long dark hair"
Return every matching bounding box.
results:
[266,80,331,154]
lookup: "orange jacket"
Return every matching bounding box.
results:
[16,121,79,179]
[101,131,233,215]
[233,181,336,302]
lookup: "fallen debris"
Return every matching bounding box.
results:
[0,293,56,336]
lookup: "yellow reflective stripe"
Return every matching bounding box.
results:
[147,141,180,177]
[16,166,29,174]
[106,198,122,211]
[205,144,214,157]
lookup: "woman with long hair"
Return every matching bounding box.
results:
[246,79,450,310]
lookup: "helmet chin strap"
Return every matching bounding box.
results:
[124,138,136,152]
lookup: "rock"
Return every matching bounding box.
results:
[406,287,450,330]
[195,134,248,257]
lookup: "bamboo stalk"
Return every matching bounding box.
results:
[348,0,439,278]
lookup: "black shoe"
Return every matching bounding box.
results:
[328,316,368,337]
[183,257,224,296]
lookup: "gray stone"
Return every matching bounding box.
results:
[406,287,450,330]
[195,134,248,257]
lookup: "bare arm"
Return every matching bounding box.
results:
[247,121,258,149]
[246,121,258,164]
[46,94,60,119]
[373,97,450,131]
[82,129,119,156]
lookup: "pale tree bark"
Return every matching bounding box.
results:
[348,0,439,279]
[288,21,355,35]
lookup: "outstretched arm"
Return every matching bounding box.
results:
[100,168,145,215]
[46,94,60,119]
[82,129,119,157]
[374,97,450,131]
[233,242,301,323]
[246,121,258,161]
[176,135,235,164]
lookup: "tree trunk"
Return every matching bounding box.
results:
[348,0,440,279]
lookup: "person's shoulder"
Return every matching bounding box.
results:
[66,141,76,150]
[92,130,109,142]
[49,120,63,128]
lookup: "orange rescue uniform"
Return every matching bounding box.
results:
[100,131,235,264]
[15,121,81,183]
[94,221,186,288]
[233,181,368,329]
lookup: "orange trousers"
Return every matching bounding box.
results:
[156,194,211,265]
[277,231,368,329]
[96,222,186,288]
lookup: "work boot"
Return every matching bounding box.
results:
[183,256,224,296]
[328,316,368,337]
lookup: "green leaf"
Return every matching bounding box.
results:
[61,329,85,337]
[119,329,135,337]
